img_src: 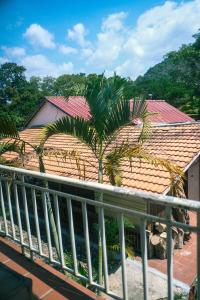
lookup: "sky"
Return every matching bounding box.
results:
[0,0,200,79]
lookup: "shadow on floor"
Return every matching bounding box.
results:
[0,240,96,300]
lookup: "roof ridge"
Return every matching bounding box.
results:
[153,121,199,127]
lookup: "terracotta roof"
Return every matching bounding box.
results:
[4,122,200,195]
[45,96,91,120]
[145,100,194,123]
[45,97,193,124]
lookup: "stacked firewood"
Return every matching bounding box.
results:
[149,208,191,259]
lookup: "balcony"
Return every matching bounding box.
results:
[0,164,199,300]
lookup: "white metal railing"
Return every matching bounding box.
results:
[0,164,199,300]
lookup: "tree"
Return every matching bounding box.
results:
[0,63,44,128]
[41,74,183,288]
[134,30,200,119]
[54,74,86,97]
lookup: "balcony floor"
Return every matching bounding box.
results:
[0,236,103,300]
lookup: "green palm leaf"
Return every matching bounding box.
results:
[85,75,125,139]
[104,142,184,187]
[41,116,97,153]
[0,141,22,155]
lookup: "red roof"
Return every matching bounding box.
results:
[45,96,194,124]
[45,96,91,120]
[145,100,194,123]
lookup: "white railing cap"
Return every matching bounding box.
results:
[1,164,200,211]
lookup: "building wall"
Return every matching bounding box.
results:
[187,157,200,201]
[27,101,66,128]
[104,192,147,227]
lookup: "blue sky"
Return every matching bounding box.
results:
[0,0,200,79]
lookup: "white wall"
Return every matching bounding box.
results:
[27,101,66,128]
[188,157,200,201]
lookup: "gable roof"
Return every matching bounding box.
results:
[4,122,200,195]
[45,96,91,120]
[46,97,194,123]
[25,97,194,128]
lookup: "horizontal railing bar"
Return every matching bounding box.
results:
[10,180,198,232]
[0,164,200,211]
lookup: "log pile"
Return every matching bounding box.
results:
[148,209,191,259]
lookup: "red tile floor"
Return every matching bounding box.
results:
[0,236,103,300]
[136,211,197,285]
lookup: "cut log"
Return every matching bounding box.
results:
[172,227,184,249]
[150,234,160,246]
[177,228,184,249]
[155,222,167,233]
[148,232,154,258]
[160,232,167,239]
[150,234,167,259]
[155,238,167,260]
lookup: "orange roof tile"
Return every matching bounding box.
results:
[3,123,200,194]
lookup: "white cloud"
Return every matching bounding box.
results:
[79,1,200,78]
[67,23,89,47]
[83,12,127,68]
[116,0,200,78]
[1,46,26,57]
[20,54,74,77]
[58,45,78,54]
[23,24,56,49]
[102,12,127,31]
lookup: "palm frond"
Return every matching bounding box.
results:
[0,141,22,155]
[85,75,127,139]
[40,116,97,153]
[0,140,26,167]
[104,142,184,189]
[43,148,86,179]
[131,98,149,119]
[138,113,152,144]
[0,115,19,138]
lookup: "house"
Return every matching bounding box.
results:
[25,96,194,128]
[4,122,200,218]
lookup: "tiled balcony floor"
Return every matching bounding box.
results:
[0,236,102,300]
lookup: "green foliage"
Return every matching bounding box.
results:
[93,217,135,257]
[134,30,200,119]
[64,250,98,287]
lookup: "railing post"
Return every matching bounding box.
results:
[119,213,128,300]
[13,172,25,254]
[5,180,16,239]
[53,194,65,267]
[140,218,148,300]
[166,206,173,300]
[82,202,93,285]
[66,197,78,275]
[31,188,43,255]
[21,175,33,260]
[99,207,109,293]
[42,191,53,261]
[197,210,200,300]
[0,180,8,235]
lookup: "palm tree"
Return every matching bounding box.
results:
[41,75,184,287]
